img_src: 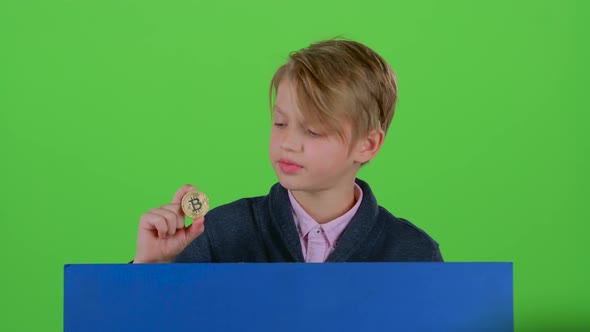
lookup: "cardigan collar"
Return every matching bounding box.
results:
[268,178,380,262]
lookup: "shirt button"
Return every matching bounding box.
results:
[315,228,322,234]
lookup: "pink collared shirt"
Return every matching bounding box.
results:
[288,184,363,262]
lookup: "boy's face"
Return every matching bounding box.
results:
[269,79,360,193]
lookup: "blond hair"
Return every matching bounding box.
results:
[269,38,398,145]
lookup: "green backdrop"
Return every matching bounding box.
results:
[1,0,587,331]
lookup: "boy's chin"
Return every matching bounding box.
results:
[276,177,296,190]
[276,177,323,193]
[275,175,306,191]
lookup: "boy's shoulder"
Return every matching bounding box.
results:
[375,205,441,255]
[200,191,271,241]
[335,178,442,261]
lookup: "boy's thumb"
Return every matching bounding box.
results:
[185,217,205,243]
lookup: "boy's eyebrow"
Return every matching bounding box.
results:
[272,106,285,114]
[273,106,311,127]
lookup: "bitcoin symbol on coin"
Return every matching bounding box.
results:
[189,197,202,212]
[181,190,210,219]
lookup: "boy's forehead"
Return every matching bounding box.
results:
[275,81,312,119]
[272,105,286,114]
[275,79,295,104]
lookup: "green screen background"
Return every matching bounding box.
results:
[1,0,587,330]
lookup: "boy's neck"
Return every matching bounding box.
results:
[290,181,357,224]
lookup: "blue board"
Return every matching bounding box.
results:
[64,263,512,331]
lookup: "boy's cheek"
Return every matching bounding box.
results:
[268,133,278,147]
[269,130,284,146]
[268,137,280,157]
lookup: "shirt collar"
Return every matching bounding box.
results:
[288,184,363,247]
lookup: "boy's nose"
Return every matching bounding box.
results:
[280,130,303,152]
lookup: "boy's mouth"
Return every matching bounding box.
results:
[278,158,303,174]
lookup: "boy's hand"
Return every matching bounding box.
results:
[133,184,205,263]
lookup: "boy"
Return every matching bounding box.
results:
[132,39,443,263]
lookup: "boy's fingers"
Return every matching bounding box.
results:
[172,184,197,204]
[140,212,168,238]
[160,203,185,229]
[150,208,178,236]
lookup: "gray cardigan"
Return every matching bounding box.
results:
[174,179,443,263]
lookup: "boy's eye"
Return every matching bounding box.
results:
[306,129,320,137]
[273,122,285,127]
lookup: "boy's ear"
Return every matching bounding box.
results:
[353,128,385,164]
